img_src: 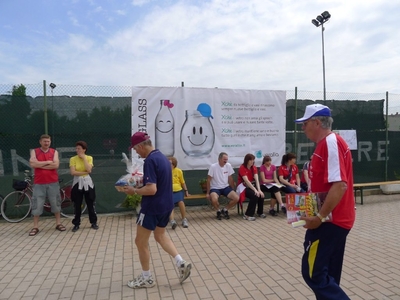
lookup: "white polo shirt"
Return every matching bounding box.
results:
[208,162,235,189]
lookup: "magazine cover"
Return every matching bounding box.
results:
[286,192,332,224]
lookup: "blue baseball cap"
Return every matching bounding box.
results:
[295,104,331,123]
[197,103,213,119]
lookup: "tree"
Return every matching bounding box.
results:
[0,84,31,135]
[12,84,26,97]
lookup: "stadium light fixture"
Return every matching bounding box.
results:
[311,11,331,102]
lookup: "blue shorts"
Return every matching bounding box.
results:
[210,186,234,197]
[173,190,184,204]
[136,211,171,231]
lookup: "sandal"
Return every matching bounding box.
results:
[56,224,66,231]
[29,228,39,236]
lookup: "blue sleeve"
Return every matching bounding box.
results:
[143,159,157,185]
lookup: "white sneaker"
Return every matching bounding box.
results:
[127,274,156,289]
[178,260,192,284]
[171,220,177,230]
[243,215,256,221]
[182,218,189,228]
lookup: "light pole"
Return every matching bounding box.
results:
[312,11,331,103]
[49,83,56,144]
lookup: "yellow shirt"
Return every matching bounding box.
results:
[69,155,94,175]
[172,167,185,192]
[69,155,94,190]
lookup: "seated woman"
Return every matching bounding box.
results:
[236,153,265,221]
[278,153,305,194]
[259,155,286,216]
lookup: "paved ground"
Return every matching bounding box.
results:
[0,194,399,300]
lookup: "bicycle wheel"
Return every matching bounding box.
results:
[1,191,32,223]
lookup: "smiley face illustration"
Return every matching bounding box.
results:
[155,99,175,156]
[156,117,174,133]
[180,103,215,156]
[155,100,174,134]
[187,125,209,146]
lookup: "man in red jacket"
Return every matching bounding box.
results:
[295,104,356,300]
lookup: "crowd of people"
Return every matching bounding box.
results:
[206,150,308,221]
[25,103,355,299]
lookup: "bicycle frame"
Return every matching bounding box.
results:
[1,171,87,222]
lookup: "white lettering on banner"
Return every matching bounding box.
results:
[137,98,147,133]
[358,142,372,161]
[4,147,75,176]
[289,140,389,164]
[377,140,389,161]
[11,149,29,176]
[0,140,392,175]
[297,143,315,162]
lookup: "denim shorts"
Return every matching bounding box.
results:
[136,211,171,231]
[210,186,234,197]
[31,182,61,216]
[173,190,184,204]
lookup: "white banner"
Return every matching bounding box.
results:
[334,130,358,150]
[132,87,286,170]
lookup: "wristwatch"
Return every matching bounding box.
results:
[317,213,326,222]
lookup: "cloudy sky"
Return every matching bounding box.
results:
[1,0,399,96]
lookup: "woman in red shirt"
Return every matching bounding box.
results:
[237,153,265,220]
[278,153,304,194]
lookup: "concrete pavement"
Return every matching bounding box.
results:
[0,194,399,300]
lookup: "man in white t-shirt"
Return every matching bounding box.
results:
[206,152,239,220]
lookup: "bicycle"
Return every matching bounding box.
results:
[0,194,3,218]
[0,170,87,223]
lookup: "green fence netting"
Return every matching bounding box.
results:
[1,83,399,213]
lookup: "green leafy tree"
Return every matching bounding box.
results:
[0,84,31,135]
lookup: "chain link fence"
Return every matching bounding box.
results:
[1,82,399,213]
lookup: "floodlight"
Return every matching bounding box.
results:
[316,15,324,23]
[311,11,331,102]
[321,11,331,21]
[312,19,319,27]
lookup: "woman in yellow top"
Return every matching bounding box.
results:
[168,157,190,229]
[69,141,98,232]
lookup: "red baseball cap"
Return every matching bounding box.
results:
[130,132,150,149]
